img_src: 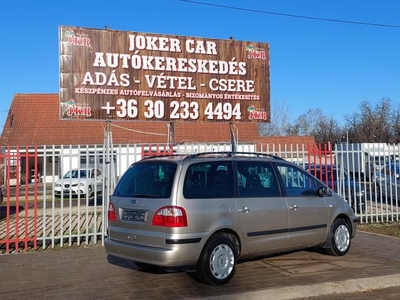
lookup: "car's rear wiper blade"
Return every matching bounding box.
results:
[132,193,161,198]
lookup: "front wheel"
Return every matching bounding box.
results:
[196,233,237,286]
[87,185,93,197]
[326,219,351,256]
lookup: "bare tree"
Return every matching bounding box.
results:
[390,103,400,143]
[292,109,324,136]
[259,100,293,136]
[343,113,359,143]
[258,97,395,144]
[314,115,342,144]
[344,98,392,143]
[285,124,300,136]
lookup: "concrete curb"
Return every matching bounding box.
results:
[200,274,400,300]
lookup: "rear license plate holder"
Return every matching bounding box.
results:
[122,209,147,222]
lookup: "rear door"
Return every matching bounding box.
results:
[107,161,178,248]
[235,160,288,253]
[275,162,329,247]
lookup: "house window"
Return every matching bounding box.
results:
[80,156,95,165]
[49,156,59,163]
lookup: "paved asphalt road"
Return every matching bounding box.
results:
[1,231,400,300]
[296,286,400,300]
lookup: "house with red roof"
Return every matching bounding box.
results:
[0,94,262,146]
[0,94,318,184]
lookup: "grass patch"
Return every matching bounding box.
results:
[357,222,400,238]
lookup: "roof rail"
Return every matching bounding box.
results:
[233,152,285,160]
[141,153,186,160]
[185,151,285,160]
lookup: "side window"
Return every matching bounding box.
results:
[276,163,318,196]
[236,161,281,198]
[183,161,233,199]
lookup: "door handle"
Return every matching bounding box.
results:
[289,205,298,210]
[239,206,250,213]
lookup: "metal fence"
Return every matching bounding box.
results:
[0,142,399,254]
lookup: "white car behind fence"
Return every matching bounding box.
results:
[54,168,103,197]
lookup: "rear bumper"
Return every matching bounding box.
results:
[104,237,203,267]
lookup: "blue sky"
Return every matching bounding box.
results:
[1,0,399,130]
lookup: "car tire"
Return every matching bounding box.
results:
[326,218,351,256]
[87,185,93,197]
[375,183,381,199]
[195,233,237,286]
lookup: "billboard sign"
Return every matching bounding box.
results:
[59,26,270,122]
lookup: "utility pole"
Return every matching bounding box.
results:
[167,122,175,145]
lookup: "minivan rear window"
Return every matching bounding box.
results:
[113,162,177,198]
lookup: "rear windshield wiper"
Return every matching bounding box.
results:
[132,193,161,198]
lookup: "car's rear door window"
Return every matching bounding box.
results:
[183,161,234,198]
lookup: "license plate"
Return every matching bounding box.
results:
[122,210,147,222]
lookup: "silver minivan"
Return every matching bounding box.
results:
[105,152,358,285]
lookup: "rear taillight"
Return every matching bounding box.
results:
[108,203,117,222]
[152,206,188,227]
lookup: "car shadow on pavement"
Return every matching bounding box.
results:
[86,195,103,206]
[0,205,25,219]
[107,254,194,274]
